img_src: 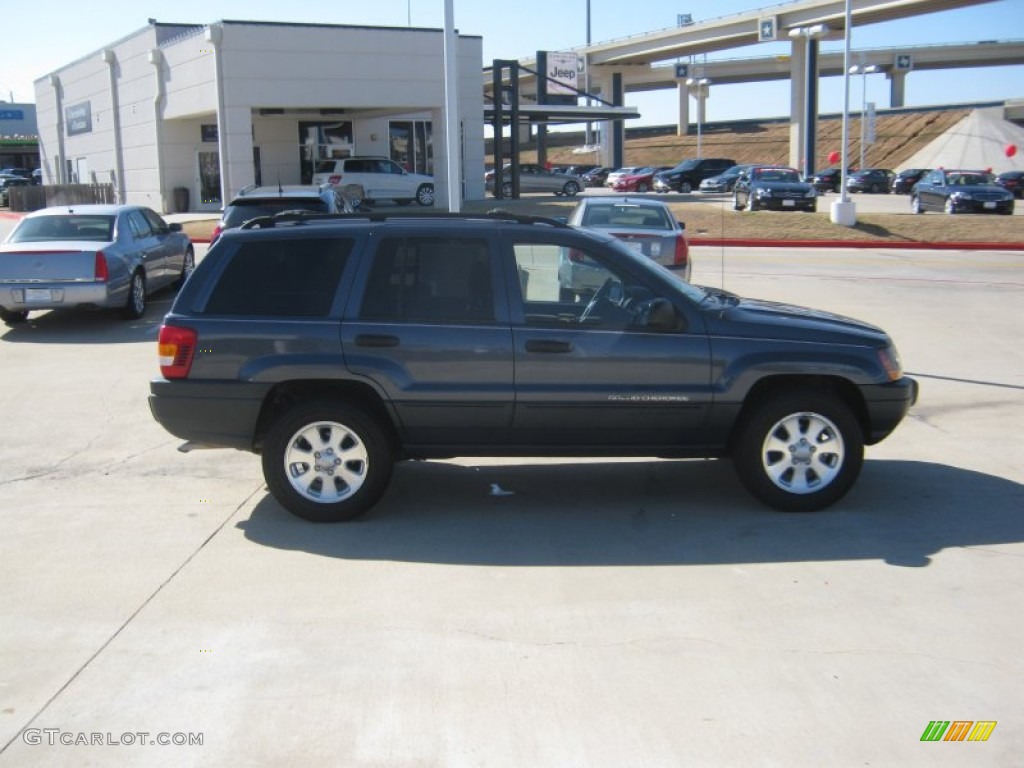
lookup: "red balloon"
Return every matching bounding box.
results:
[1006,144,1018,158]
[828,150,840,165]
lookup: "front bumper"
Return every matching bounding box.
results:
[861,376,918,445]
[949,198,1014,214]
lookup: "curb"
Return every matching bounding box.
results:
[688,237,1024,251]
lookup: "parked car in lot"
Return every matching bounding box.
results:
[486,163,583,197]
[0,167,33,181]
[611,166,671,193]
[699,164,757,193]
[846,168,895,194]
[807,167,845,194]
[581,167,612,187]
[0,204,193,325]
[911,169,1015,214]
[149,210,916,522]
[653,157,736,193]
[604,167,644,188]
[995,170,1024,198]
[0,174,30,206]
[483,163,581,198]
[311,156,434,207]
[568,196,690,283]
[210,184,354,245]
[890,168,929,194]
[733,166,817,212]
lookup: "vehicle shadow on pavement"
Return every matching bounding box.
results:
[236,458,1024,568]
[0,294,174,344]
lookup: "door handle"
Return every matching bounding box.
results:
[355,334,400,348]
[525,339,572,353]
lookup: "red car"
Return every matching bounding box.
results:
[612,166,670,193]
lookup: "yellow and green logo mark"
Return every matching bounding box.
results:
[921,721,997,742]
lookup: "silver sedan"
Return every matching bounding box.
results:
[0,204,194,325]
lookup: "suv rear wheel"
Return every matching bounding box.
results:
[733,392,863,512]
[262,401,394,522]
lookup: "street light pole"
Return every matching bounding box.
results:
[685,77,711,159]
[849,63,880,169]
[831,0,856,226]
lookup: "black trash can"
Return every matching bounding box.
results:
[173,186,190,213]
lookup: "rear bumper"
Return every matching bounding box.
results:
[149,379,272,452]
[861,376,918,445]
[1,281,118,311]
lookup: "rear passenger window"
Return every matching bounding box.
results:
[359,237,494,324]
[205,238,352,316]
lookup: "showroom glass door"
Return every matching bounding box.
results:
[197,151,221,211]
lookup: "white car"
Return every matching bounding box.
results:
[604,167,644,188]
[311,156,434,207]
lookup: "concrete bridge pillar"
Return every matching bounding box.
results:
[888,69,907,108]
[677,80,691,136]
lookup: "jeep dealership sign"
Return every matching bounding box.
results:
[545,52,584,96]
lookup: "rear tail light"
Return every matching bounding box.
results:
[209,224,223,244]
[328,175,342,185]
[94,251,109,282]
[158,324,197,379]
[673,235,689,267]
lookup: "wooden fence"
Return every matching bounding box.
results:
[7,184,116,212]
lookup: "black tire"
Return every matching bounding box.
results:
[733,391,864,512]
[636,182,649,193]
[122,270,146,319]
[944,197,956,215]
[679,181,692,193]
[415,184,434,206]
[1,308,29,325]
[911,195,923,214]
[262,401,394,522]
[562,180,581,197]
[175,247,195,289]
[869,183,881,193]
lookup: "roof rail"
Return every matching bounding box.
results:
[238,210,571,230]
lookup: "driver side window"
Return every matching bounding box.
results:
[512,241,661,331]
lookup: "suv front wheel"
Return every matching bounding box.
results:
[416,184,435,206]
[733,392,864,512]
[262,401,394,522]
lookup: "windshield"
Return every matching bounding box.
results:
[672,159,699,171]
[947,172,991,186]
[754,168,801,183]
[224,199,330,227]
[582,204,671,230]
[9,215,114,242]
[313,161,337,174]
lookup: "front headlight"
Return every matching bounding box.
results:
[950,191,971,201]
[877,345,903,382]
[755,188,772,198]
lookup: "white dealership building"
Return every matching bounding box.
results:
[34,20,485,212]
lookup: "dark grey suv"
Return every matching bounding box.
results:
[150,212,916,522]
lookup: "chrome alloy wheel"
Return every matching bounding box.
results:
[283,421,369,503]
[760,411,845,495]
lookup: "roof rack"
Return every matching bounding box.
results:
[238,210,571,230]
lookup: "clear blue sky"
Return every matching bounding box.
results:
[1,0,1021,126]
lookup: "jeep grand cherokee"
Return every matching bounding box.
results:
[149,212,917,522]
